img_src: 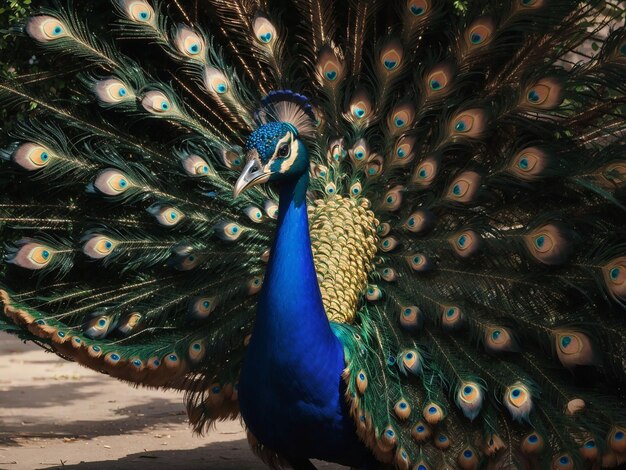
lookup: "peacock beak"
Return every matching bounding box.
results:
[233,158,270,198]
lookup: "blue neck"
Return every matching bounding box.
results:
[253,171,337,351]
[239,171,372,466]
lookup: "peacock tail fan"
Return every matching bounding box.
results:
[0,0,625,467]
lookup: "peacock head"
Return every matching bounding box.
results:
[234,122,309,197]
[233,90,317,197]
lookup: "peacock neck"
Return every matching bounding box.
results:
[253,171,338,349]
[240,171,369,467]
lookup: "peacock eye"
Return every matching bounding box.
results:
[408,0,429,16]
[526,84,551,105]
[277,143,290,158]
[28,246,53,266]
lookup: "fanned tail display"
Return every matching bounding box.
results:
[1,0,625,468]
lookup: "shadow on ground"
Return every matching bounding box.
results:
[0,385,185,446]
[38,439,263,470]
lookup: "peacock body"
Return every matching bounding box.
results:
[1,0,626,469]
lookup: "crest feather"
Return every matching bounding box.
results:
[255,90,317,139]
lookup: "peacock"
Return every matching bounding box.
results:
[1,0,626,468]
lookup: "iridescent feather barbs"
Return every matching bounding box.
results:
[0,0,625,469]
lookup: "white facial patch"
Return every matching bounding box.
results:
[271,133,299,173]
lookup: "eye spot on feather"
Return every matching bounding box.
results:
[189,296,216,320]
[317,47,344,84]
[521,78,563,110]
[116,312,142,336]
[244,206,264,223]
[609,426,626,454]
[365,157,383,178]
[394,399,411,420]
[12,143,54,170]
[466,19,494,48]
[451,230,481,258]
[381,186,403,211]
[141,90,174,114]
[408,0,429,16]
[602,257,626,303]
[524,223,572,265]
[520,0,541,6]
[366,285,383,301]
[457,382,483,420]
[220,148,244,170]
[392,136,415,166]
[92,169,132,196]
[405,209,434,234]
[379,425,398,449]
[122,1,155,23]
[423,403,444,425]
[248,277,263,295]
[381,267,397,282]
[214,221,244,242]
[399,306,422,331]
[509,147,550,181]
[555,331,593,368]
[406,253,431,272]
[504,383,532,422]
[413,156,438,186]
[380,40,403,72]
[445,171,481,203]
[355,369,368,394]
[26,16,70,42]
[485,326,516,353]
[399,349,422,376]
[349,182,362,197]
[144,357,161,370]
[442,305,463,329]
[579,439,598,461]
[450,109,486,138]
[348,91,372,124]
[377,223,391,237]
[148,205,184,227]
[551,454,573,470]
[325,182,337,195]
[328,138,347,162]
[434,432,450,449]
[6,242,55,270]
[203,67,230,95]
[426,64,454,97]
[387,103,415,135]
[521,432,544,454]
[95,78,134,105]
[104,352,122,366]
[379,237,399,253]
[84,314,112,339]
[182,154,211,176]
[411,422,431,442]
[253,16,277,46]
[174,26,205,58]
[458,448,479,468]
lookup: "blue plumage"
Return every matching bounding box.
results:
[238,134,373,467]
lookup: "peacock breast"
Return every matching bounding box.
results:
[308,196,379,323]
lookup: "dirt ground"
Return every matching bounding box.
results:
[0,334,345,470]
